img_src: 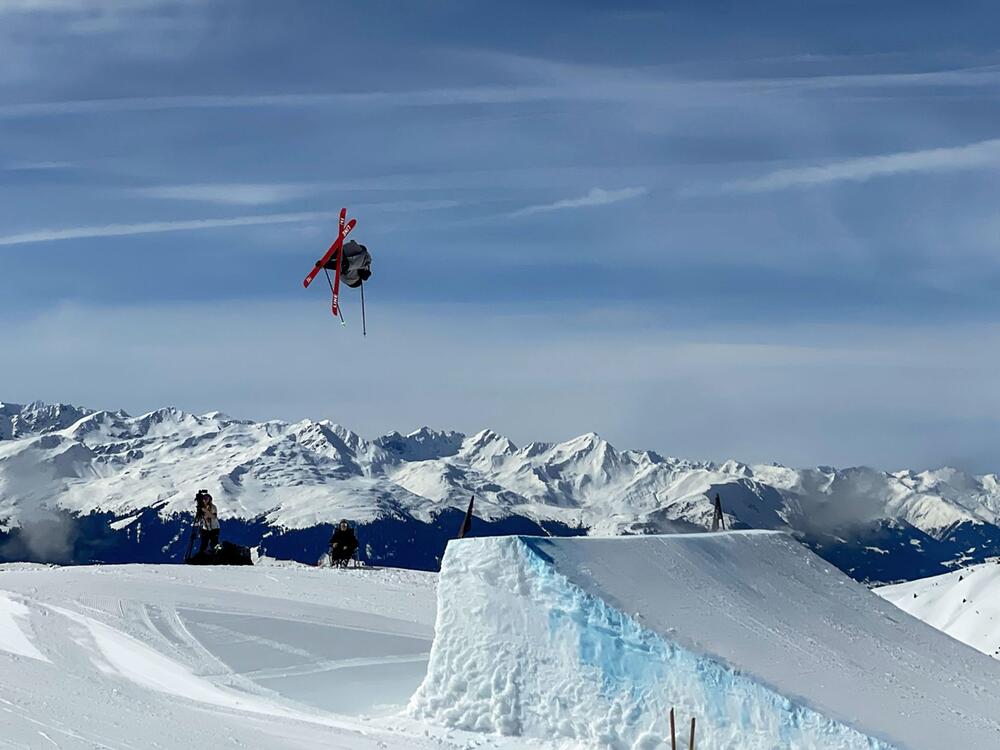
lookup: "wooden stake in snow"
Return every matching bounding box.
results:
[669,708,695,749]
[457,495,474,539]
[711,493,726,532]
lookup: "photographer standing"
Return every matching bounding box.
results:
[194,489,221,557]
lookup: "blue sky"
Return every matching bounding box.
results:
[3,0,1000,471]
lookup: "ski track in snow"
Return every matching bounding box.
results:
[0,590,49,662]
[0,562,552,750]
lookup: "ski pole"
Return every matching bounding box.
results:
[669,708,676,750]
[324,268,347,325]
[689,717,696,750]
[360,280,367,336]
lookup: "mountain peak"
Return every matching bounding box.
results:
[464,429,518,455]
[375,426,464,461]
[1,400,95,440]
[470,427,502,441]
[566,431,606,448]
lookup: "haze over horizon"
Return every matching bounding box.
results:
[4,1,1000,472]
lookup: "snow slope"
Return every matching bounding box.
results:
[411,532,1000,750]
[877,561,1000,660]
[4,533,1000,750]
[0,561,553,750]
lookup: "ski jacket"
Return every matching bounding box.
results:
[199,502,221,531]
[323,240,372,288]
[330,527,357,548]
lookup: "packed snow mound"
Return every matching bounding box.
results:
[877,561,1000,659]
[410,532,1000,750]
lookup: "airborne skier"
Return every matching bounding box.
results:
[302,207,373,332]
[323,239,371,289]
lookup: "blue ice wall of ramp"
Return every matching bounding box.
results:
[409,532,1000,750]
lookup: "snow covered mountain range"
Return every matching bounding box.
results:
[3,399,1000,582]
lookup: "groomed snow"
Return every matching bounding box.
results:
[5,538,1000,750]
[411,532,1000,749]
[0,561,549,750]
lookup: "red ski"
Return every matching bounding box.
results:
[329,235,345,317]
[329,218,356,317]
[302,208,356,290]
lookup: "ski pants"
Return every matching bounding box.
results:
[199,528,220,555]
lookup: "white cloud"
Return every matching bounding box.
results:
[3,160,73,170]
[137,183,318,206]
[0,200,466,247]
[4,60,1000,121]
[0,88,563,119]
[0,0,96,9]
[704,138,1000,194]
[513,187,648,216]
[0,211,336,246]
[0,0,187,13]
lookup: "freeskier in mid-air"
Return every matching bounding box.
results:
[303,207,372,333]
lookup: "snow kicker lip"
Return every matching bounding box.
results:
[410,532,1000,750]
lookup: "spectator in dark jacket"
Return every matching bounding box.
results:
[329,519,358,566]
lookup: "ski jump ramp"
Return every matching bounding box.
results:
[410,531,1000,749]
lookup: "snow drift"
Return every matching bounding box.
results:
[410,532,1000,749]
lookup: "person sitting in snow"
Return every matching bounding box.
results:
[195,491,221,556]
[329,519,358,567]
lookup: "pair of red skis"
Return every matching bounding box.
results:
[302,207,356,318]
